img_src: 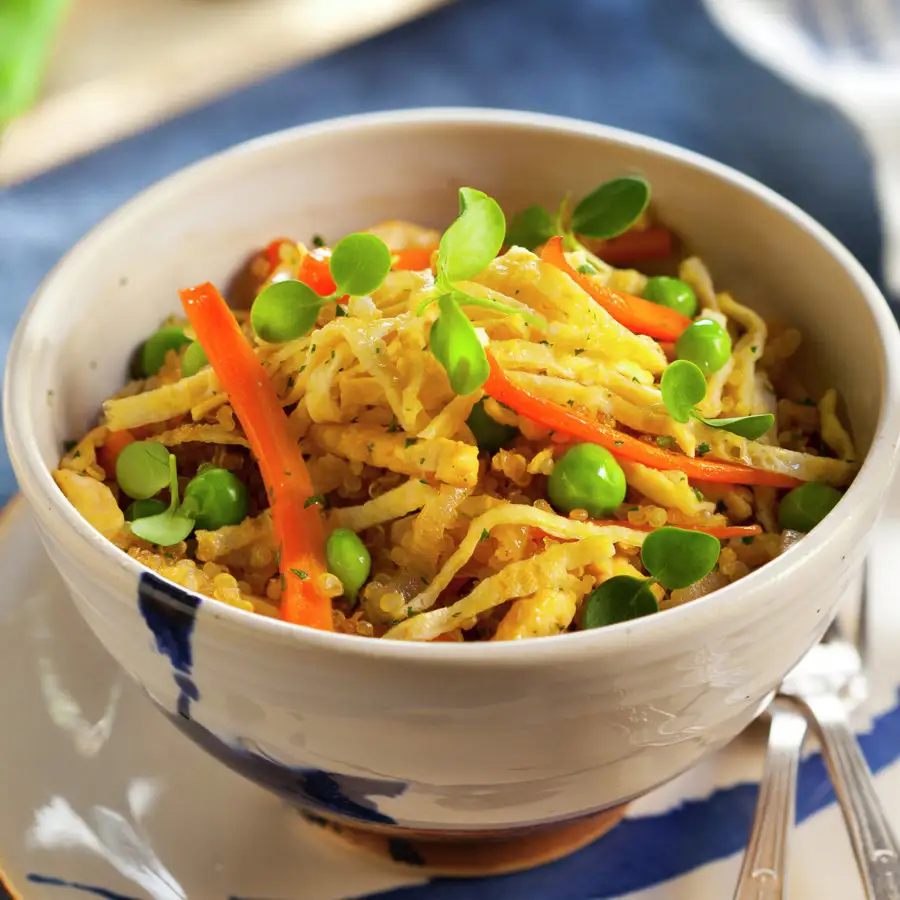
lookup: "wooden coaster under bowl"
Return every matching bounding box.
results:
[301,805,629,878]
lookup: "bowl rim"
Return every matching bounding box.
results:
[6,105,900,666]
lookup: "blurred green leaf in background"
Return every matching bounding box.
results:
[0,0,69,127]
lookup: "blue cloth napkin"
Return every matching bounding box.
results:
[0,0,881,505]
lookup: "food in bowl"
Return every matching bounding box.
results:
[52,177,858,642]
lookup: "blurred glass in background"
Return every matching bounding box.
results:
[704,0,900,295]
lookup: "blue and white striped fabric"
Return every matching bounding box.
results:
[349,506,900,899]
[2,1,897,897]
[8,499,900,900]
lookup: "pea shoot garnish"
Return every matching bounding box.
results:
[641,526,720,588]
[328,232,393,296]
[420,188,521,394]
[571,177,651,239]
[429,293,490,395]
[778,482,842,533]
[124,498,168,521]
[250,232,393,343]
[506,175,650,252]
[660,359,774,441]
[116,440,171,500]
[584,526,720,628]
[118,440,251,545]
[437,187,506,286]
[129,453,195,546]
[583,575,659,628]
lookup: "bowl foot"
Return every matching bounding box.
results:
[300,805,629,877]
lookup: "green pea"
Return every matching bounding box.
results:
[181,341,208,377]
[675,318,732,375]
[466,399,518,454]
[141,326,190,377]
[125,498,168,521]
[778,483,842,533]
[326,528,371,605]
[547,443,627,518]
[643,276,698,318]
[181,467,250,531]
[116,440,172,500]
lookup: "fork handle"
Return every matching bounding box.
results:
[733,704,808,900]
[804,693,900,900]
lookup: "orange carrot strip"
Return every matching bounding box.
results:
[263,237,295,271]
[180,282,331,630]
[593,227,674,266]
[298,246,338,297]
[97,429,135,477]
[482,353,800,488]
[391,246,438,271]
[541,236,690,341]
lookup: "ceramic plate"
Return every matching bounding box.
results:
[2,485,900,900]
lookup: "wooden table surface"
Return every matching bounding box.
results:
[0,0,452,187]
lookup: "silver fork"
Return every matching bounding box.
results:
[786,579,900,898]
[735,561,900,898]
[702,0,900,297]
[733,697,809,899]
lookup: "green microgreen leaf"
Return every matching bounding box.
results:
[660,360,773,439]
[429,293,489,395]
[506,204,556,250]
[583,575,659,629]
[251,279,323,343]
[640,526,720,590]
[437,187,506,286]
[115,440,172,500]
[571,176,651,239]
[129,454,195,547]
[694,412,775,440]
[660,360,707,424]
[419,288,547,329]
[0,0,68,126]
[329,232,392,297]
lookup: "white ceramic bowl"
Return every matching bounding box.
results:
[6,109,900,837]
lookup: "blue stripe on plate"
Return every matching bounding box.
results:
[26,874,138,900]
[23,695,900,898]
[362,690,900,899]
